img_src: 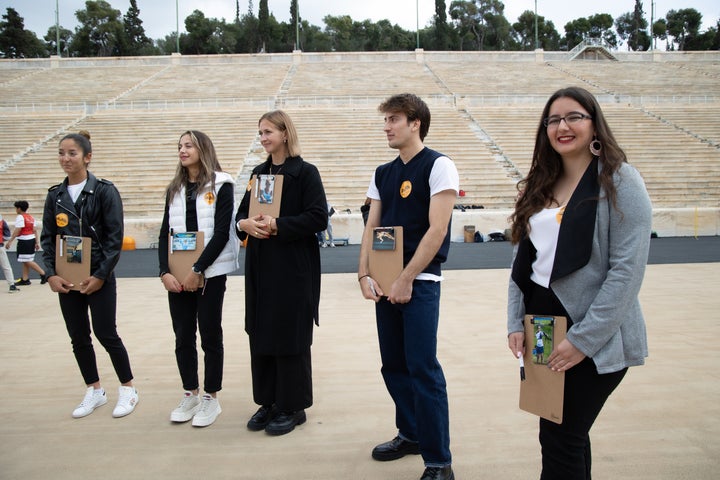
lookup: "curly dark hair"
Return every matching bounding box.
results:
[510,87,627,244]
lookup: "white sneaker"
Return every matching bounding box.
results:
[191,394,221,427]
[112,386,139,418]
[170,391,201,422]
[72,387,107,418]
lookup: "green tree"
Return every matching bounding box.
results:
[44,25,73,56]
[476,0,512,50]
[512,10,560,50]
[365,19,414,51]
[615,1,650,51]
[182,10,234,54]
[289,0,300,49]
[666,8,702,50]
[434,0,450,50]
[156,32,178,54]
[122,0,154,55]
[70,0,124,56]
[449,0,512,51]
[651,18,667,50]
[685,22,717,50]
[234,11,259,53]
[563,14,616,50]
[0,7,46,58]
[324,15,355,51]
[449,1,480,50]
[301,21,332,52]
[258,0,269,51]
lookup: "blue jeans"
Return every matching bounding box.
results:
[375,280,451,466]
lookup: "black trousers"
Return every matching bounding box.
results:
[58,274,133,385]
[526,282,627,480]
[249,346,313,412]
[168,275,226,393]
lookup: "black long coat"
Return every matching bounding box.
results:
[235,156,328,355]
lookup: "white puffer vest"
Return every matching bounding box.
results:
[168,171,239,278]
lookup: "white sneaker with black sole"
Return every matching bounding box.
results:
[170,391,201,422]
[191,394,221,427]
[112,386,139,418]
[72,387,107,418]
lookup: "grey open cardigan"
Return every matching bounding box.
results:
[508,160,652,374]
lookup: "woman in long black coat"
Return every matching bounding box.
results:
[235,110,328,436]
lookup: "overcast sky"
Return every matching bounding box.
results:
[4,0,719,40]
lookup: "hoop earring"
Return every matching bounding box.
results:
[589,137,602,156]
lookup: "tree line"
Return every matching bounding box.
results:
[1,0,718,59]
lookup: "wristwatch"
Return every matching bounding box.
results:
[191,265,202,275]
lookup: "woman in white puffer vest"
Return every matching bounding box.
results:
[158,130,238,428]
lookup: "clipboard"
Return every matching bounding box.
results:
[168,231,205,285]
[248,173,283,218]
[368,226,403,294]
[519,314,567,424]
[55,234,92,291]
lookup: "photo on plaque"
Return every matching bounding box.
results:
[256,174,275,204]
[171,232,198,251]
[64,235,83,263]
[372,227,396,251]
[530,316,555,365]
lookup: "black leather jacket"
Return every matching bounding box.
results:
[41,171,124,280]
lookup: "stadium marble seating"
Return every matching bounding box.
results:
[1,51,718,244]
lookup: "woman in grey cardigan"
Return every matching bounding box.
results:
[507,86,652,479]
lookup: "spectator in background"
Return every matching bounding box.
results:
[5,200,47,286]
[361,197,371,226]
[321,201,335,247]
[0,213,19,292]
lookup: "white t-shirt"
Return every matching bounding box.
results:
[529,206,564,288]
[366,155,459,282]
[67,179,87,204]
[366,156,459,201]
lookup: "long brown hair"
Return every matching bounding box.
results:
[510,87,627,244]
[166,130,223,199]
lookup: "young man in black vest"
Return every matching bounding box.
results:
[358,93,459,480]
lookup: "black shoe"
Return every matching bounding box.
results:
[247,405,277,431]
[14,278,30,286]
[371,436,420,461]
[265,410,306,436]
[40,274,48,285]
[420,466,454,480]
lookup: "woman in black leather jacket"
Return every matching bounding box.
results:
[41,130,139,420]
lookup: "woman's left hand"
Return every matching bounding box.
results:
[79,276,105,295]
[241,215,270,239]
[547,339,586,372]
[181,271,204,293]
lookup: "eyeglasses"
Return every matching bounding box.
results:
[543,113,592,128]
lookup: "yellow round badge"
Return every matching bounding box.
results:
[204,192,215,205]
[56,213,69,227]
[400,180,412,198]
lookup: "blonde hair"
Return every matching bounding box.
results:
[259,110,301,157]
